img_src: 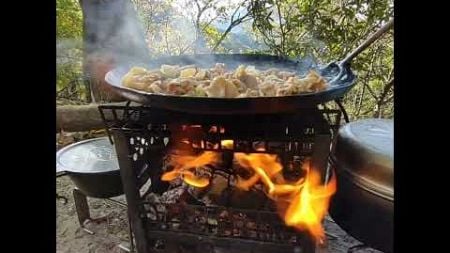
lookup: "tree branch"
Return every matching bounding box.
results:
[275,0,285,55]
[212,3,252,51]
[379,78,394,104]
[364,80,378,100]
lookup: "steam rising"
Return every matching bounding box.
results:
[57,0,325,74]
[80,0,150,65]
[57,39,82,66]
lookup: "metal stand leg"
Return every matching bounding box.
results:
[73,188,94,234]
[117,202,135,253]
[72,189,132,251]
[128,215,135,252]
[119,213,135,252]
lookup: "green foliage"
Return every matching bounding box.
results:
[57,0,86,102]
[57,0,83,38]
[202,24,226,52]
[250,0,394,119]
[56,0,394,119]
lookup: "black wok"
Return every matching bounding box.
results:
[104,19,393,115]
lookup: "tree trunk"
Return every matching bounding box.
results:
[373,102,382,118]
[79,0,150,103]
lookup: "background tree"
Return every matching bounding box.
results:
[57,0,86,103]
[57,0,393,119]
[250,0,393,119]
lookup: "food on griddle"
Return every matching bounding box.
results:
[121,64,328,98]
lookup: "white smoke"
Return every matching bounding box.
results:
[80,0,150,65]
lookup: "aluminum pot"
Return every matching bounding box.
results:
[56,137,124,198]
[329,119,393,253]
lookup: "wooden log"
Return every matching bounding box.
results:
[56,102,128,132]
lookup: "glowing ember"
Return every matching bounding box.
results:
[209,126,218,133]
[181,170,210,188]
[221,139,234,149]
[253,142,266,152]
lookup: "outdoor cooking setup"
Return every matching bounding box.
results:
[99,102,340,253]
[92,19,394,253]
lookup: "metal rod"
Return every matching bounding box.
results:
[128,217,135,253]
[341,18,394,65]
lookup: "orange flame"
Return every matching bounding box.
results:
[234,154,336,243]
[284,166,336,243]
[161,151,219,188]
[180,170,211,188]
[234,153,282,190]
[161,133,336,243]
[221,140,234,149]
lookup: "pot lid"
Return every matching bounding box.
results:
[332,119,393,198]
[56,137,120,174]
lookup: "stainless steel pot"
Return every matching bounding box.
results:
[56,137,123,198]
[329,119,393,253]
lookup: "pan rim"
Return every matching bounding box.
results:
[56,137,120,174]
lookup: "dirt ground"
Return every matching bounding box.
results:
[56,134,382,253]
[57,176,130,253]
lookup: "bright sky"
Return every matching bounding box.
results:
[173,0,245,22]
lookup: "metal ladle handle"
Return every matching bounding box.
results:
[341,18,394,66]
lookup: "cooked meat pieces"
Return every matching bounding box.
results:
[204,76,240,98]
[121,64,328,98]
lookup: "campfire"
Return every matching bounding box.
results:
[100,105,343,253]
[161,134,337,244]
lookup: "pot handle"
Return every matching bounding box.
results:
[340,18,394,66]
[327,19,394,85]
